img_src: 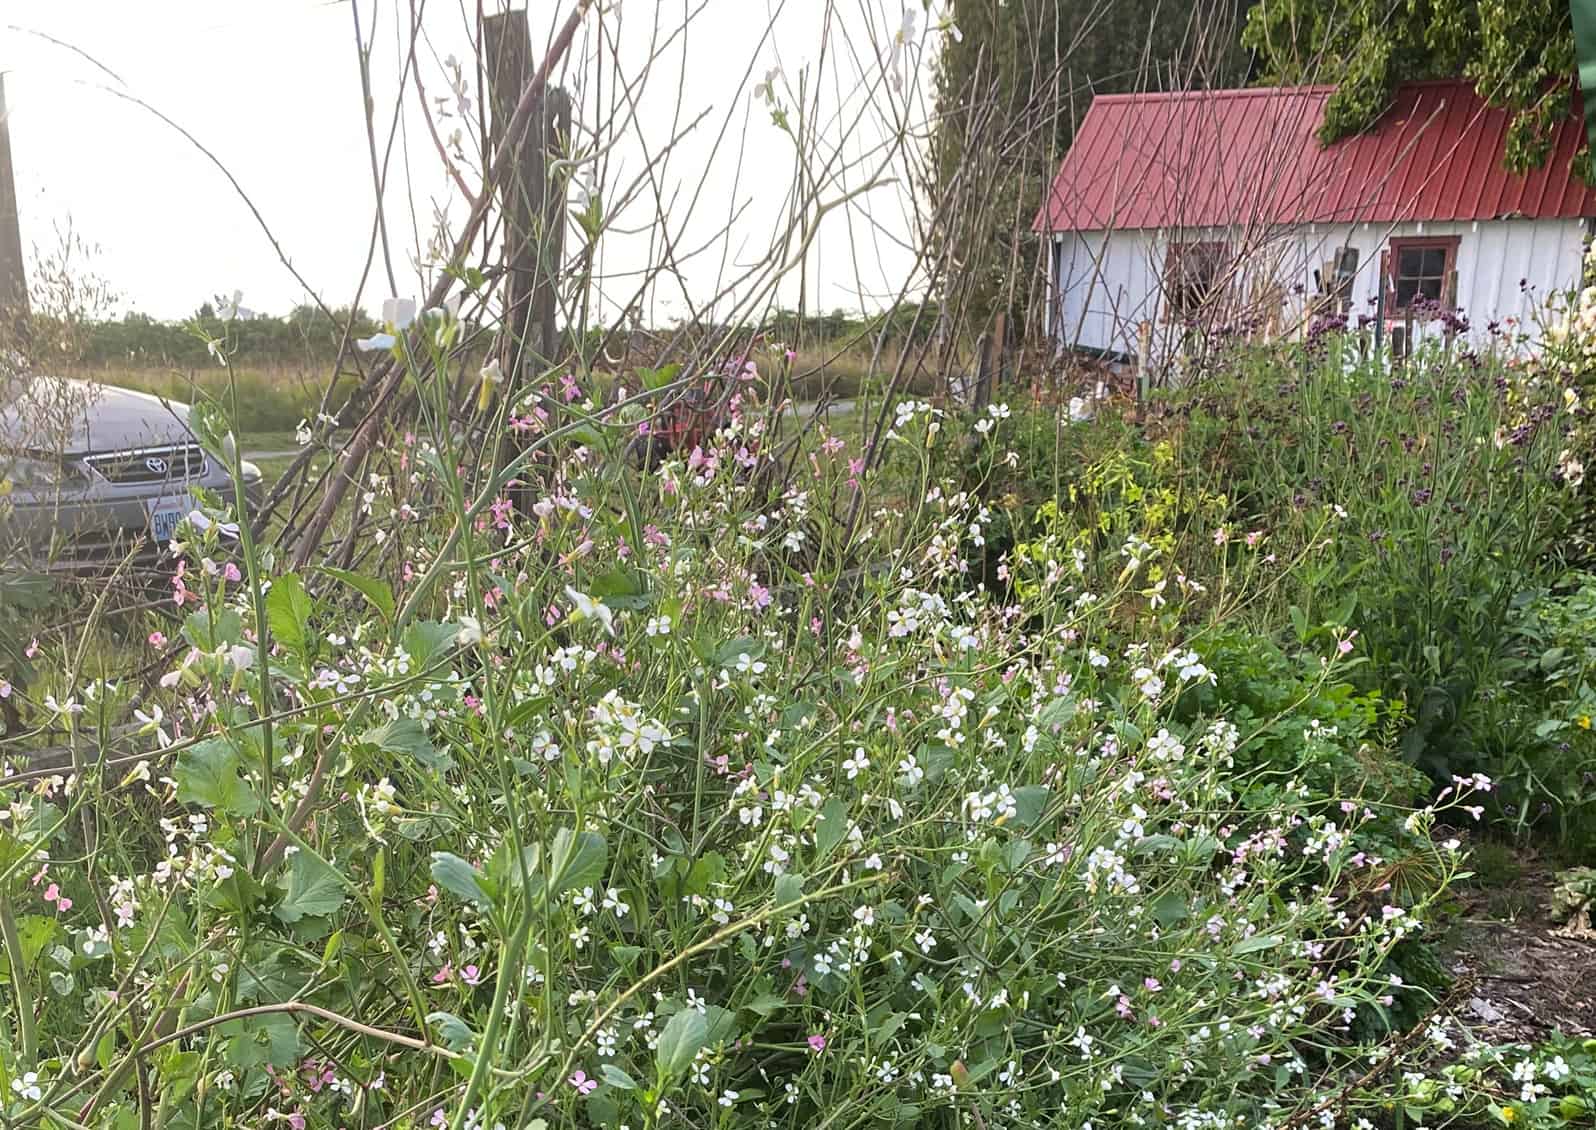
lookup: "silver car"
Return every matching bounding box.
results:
[0,375,263,572]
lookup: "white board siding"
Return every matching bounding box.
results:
[1052,218,1588,372]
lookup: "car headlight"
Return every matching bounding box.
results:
[0,454,75,491]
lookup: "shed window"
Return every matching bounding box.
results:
[1386,237,1460,312]
[1164,242,1229,321]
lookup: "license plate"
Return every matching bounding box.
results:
[147,495,192,545]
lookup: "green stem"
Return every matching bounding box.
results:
[0,888,38,1063]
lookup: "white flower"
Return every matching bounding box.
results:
[382,297,417,329]
[456,616,484,647]
[355,332,397,352]
[10,1071,41,1101]
[753,65,781,104]
[886,6,920,90]
[564,587,616,635]
[224,644,255,671]
[479,358,504,389]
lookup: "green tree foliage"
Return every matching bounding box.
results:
[1243,0,1590,179]
[931,0,1251,335]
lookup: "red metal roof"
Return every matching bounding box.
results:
[1034,81,1596,232]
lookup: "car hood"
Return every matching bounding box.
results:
[0,376,196,455]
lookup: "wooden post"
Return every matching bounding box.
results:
[484,11,569,390]
[0,75,29,334]
[989,311,1007,402]
[972,332,992,410]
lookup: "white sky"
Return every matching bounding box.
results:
[2,0,937,324]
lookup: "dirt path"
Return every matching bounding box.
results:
[1439,860,1596,1043]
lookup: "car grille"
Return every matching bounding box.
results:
[84,443,208,485]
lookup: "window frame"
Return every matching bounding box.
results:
[1384,236,1460,317]
[1162,240,1231,324]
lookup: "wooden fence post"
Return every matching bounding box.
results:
[0,75,29,341]
[484,11,569,391]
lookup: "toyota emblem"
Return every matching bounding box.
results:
[145,456,169,475]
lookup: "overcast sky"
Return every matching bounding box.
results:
[2,1,937,324]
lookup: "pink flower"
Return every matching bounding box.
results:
[431,964,453,984]
[569,1070,597,1095]
[223,562,242,583]
[1143,977,1162,992]
[147,631,166,647]
[806,1033,826,1053]
[460,964,482,986]
[24,637,38,659]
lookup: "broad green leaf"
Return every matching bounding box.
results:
[654,1007,709,1077]
[427,1011,476,1049]
[713,636,765,667]
[319,566,395,622]
[274,852,346,924]
[1011,786,1049,827]
[1232,934,1283,955]
[16,915,61,968]
[703,1005,736,1048]
[361,718,452,771]
[430,852,493,909]
[547,829,608,898]
[175,740,260,816]
[636,362,682,390]
[265,572,312,655]
[600,1064,638,1090]
[404,621,461,666]
[182,606,243,650]
[774,871,805,909]
[813,798,849,858]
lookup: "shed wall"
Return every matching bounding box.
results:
[1052,217,1588,372]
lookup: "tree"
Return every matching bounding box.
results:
[929,0,1252,338]
[1242,0,1589,179]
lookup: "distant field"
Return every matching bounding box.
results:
[65,363,343,434]
[67,340,948,444]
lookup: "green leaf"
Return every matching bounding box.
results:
[182,606,243,650]
[1150,891,1189,928]
[547,829,608,898]
[713,636,765,667]
[1232,934,1283,955]
[361,718,452,771]
[174,740,260,816]
[319,566,395,622]
[265,572,312,656]
[404,621,461,666]
[774,871,805,909]
[430,852,493,909]
[427,1011,476,1049]
[274,852,346,924]
[1011,785,1048,826]
[636,362,682,391]
[654,1007,709,1077]
[813,798,849,858]
[600,1064,638,1090]
[16,915,62,968]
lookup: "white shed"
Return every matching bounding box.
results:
[1035,81,1596,376]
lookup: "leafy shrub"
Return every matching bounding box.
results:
[0,329,1486,1129]
[1168,335,1577,784]
[1487,574,1596,845]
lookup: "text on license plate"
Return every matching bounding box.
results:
[148,497,190,545]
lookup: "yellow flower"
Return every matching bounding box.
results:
[1579,715,1591,730]
[1500,1105,1517,1124]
